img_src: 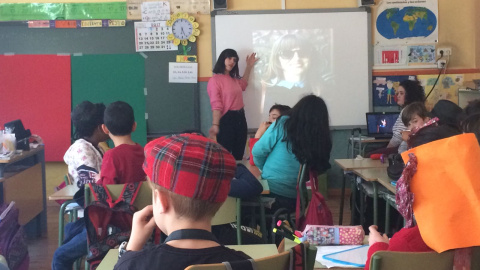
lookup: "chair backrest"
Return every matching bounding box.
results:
[84,182,152,209]
[184,242,316,270]
[211,196,238,226]
[297,165,309,217]
[184,250,291,270]
[370,248,480,270]
[85,184,238,226]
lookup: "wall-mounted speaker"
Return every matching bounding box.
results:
[358,0,375,6]
[213,0,227,10]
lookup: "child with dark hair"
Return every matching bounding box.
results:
[430,99,463,130]
[252,95,332,212]
[461,113,480,145]
[255,104,291,139]
[97,101,146,185]
[365,124,480,270]
[54,101,109,270]
[387,79,426,153]
[463,99,480,116]
[400,102,430,142]
[64,101,109,188]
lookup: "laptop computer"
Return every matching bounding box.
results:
[365,112,400,139]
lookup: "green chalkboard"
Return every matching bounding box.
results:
[0,21,199,137]
[71,54,147,146]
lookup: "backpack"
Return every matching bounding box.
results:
[295,169,333,231]
[387,153,405,180]
[84,182,142,269]
[0,202,29,270]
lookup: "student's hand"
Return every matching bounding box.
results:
[254,121,271,138]
[246,53,259,68]
[401,130,411,142]
[209,125,219,140]
[127,205,157,251]
[368,225,389,246]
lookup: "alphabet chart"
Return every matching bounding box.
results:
[134,21,177,52]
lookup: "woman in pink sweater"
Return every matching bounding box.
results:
[207,49,258,160]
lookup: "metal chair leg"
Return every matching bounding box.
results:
[236,198,242,245]
[339,172,347,225]
[385,199,391,235]
[258,196,267,243]
[373,182,378,226]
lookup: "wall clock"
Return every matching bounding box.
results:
[167,12,200,46]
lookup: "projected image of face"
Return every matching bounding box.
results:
[278,47,310,83]
[253,30,333,118]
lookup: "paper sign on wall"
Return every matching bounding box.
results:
[141,1,170,22]
[169,63,198,83]
[135,21,177,51]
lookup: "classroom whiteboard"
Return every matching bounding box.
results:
[212,8,372,128]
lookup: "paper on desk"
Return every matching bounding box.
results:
[316,245,367,268]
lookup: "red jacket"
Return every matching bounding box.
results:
[98,144,146,185]
[365,226,433,270]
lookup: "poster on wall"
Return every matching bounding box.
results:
[418,74,464,110]
[134,21,177,51]
[375,0,438,45]
[127,0,209,20]
[372,75,416,106]
[373,0,438,69]
[407,45,436,64]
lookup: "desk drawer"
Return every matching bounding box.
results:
[3,163,43,225]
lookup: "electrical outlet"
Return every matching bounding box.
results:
[437,60,447,69]
[437,47,452,56]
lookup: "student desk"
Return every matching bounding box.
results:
[334,158,387,225]
[49,184,81,246]
[352,168,390,226]
[349,137,390,158]
[0,146,46,237]
[353,168,398,232]
[96,244,280,270]
[282,238,369,269]
[49,185,79,201]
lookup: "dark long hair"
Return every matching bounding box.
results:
[410,125,461,148]
[212,49,240,79]
[281,95,332,172]
[71,101,106,140]
[400,80,425,107]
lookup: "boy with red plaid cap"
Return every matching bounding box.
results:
[114,133,250,270]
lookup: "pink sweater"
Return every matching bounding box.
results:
[207,74,248,116]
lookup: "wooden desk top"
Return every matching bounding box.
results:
[376,174,396,194]
[353,168,396,193]
[353,168,388,182]
[48,185,79,201]
[334,158,387,171]
[350,138,391,143]
[0,146,44,164]
[97,244,279,270]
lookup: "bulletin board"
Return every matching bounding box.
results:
[0,54,71,161]
[71,54,147,146]
[0,21,199,138]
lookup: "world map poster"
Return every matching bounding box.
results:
[375,0,438,45]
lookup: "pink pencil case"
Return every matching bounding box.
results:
[303,225,364,245]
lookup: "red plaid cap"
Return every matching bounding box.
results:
[143,133,236,203]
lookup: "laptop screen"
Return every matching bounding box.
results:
[366,112,400,138]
